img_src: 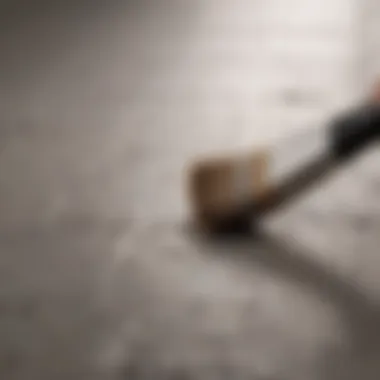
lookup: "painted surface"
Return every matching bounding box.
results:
[1,1,380,379]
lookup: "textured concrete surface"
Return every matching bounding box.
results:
[1,0,380,379]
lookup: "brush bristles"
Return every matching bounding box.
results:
[187,150,271,233]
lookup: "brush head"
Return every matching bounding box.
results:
[187,151,271,235]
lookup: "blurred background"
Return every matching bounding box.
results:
[1,0,380,379]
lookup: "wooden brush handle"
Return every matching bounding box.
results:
[258,102,380,214]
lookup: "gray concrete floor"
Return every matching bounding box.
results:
[1,0,380,379]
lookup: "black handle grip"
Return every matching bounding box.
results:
[329,104,380,159]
